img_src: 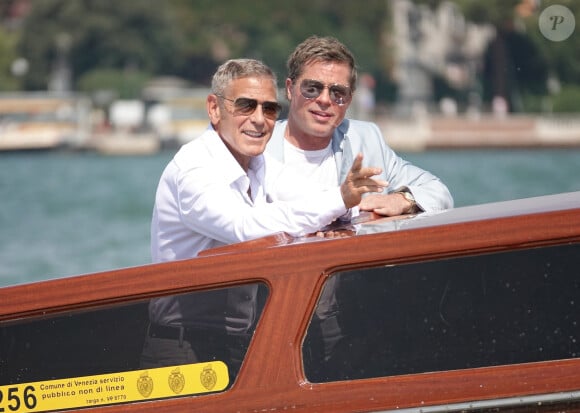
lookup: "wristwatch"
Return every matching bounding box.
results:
[395,189,418,214]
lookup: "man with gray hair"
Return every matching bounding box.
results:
[141,58,387,380]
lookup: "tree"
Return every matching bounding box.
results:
[167,0,391,89]
[0,27,21,90]
[523,1,580,84]
[17,0,182,91]
[454,0,549,112]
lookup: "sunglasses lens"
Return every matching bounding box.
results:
[232,97,281,119]
[262,102,282,118]
[234,98,258,115]
[329,85,350,105]
[299,80,351,105]
[300,80,324,99]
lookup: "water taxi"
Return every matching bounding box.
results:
[1,191,579,412]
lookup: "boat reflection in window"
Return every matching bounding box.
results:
[304,244,580,382]
[0,282,269,394]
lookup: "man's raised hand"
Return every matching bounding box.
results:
[340,153,388,208]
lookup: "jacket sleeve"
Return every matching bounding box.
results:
[347,120,454,212]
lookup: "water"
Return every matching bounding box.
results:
[0,151,173,287]
[1,148,579,287]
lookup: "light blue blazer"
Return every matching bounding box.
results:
[267,119,454,212]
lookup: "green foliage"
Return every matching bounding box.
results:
[77,68,151,100]
[165,0,389,84]
[454,0,521,26]
[519,92,548,113]
[552,85,580,112]
[17,0,181,90]
[452,0,580,112]
[5,0,580,113]
[0,27,20,90]
[523,0,580,86]
[15,0,391,93]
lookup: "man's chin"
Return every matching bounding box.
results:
[245,144,268,157]
[307,124,334,139]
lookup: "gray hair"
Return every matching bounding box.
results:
[211,58,278,96]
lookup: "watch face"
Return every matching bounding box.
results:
[398,191,417,214]
[402,191,414,203]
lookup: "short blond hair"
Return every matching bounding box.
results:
[287,36,357,91]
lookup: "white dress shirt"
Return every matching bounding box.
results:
[150,125,347,263]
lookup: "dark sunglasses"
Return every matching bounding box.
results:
[216,95,282,119]
[299,79,352,106]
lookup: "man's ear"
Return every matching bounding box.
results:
[285,78,293,101]
[207,94,221,125]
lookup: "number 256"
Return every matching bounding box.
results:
[0,386,37,412]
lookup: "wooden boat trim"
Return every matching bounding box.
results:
[1,204,578,320]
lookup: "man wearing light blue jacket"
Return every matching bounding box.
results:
[267,35,453,381]
[267,36,453,216]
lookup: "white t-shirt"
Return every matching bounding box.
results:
[283,140,338,192]
[278,139,356,220]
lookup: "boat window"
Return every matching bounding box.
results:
[0,282,268,408]
[303,243,580,383]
